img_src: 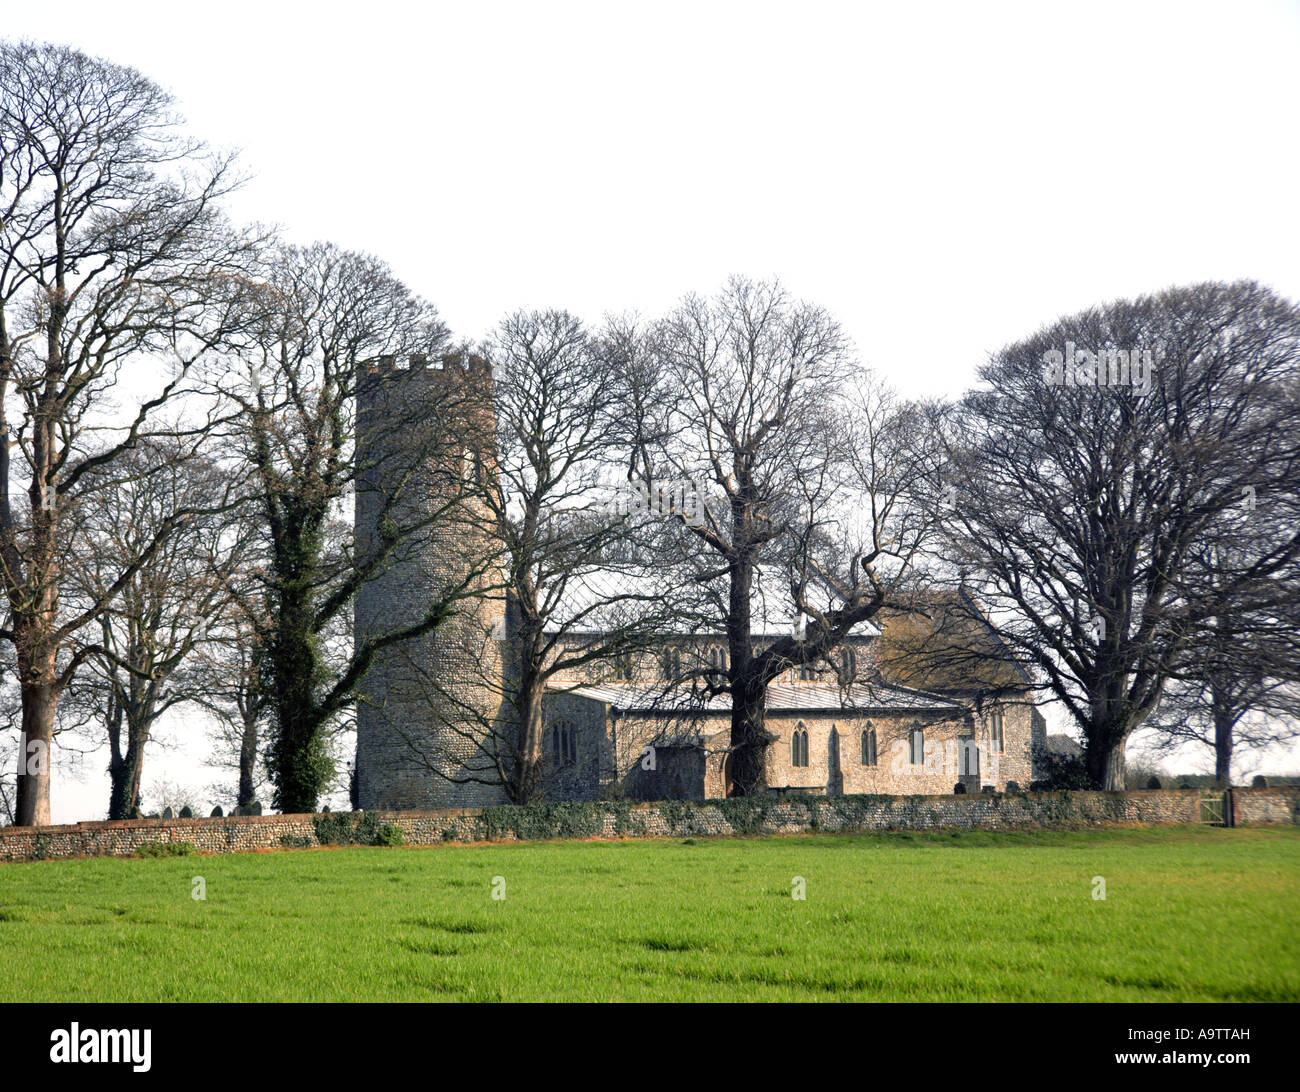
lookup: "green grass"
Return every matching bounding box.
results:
[2,826,1297,1001]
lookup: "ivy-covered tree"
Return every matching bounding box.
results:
[218,242,487,813]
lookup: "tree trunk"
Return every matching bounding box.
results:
[273,692,321,815]
[1211,679,1235,786]
[1085,736,1127,791]
[730,665,770,796]
[107,732,145,821]
[268,577,326,815]
[238,710,258,808]
[105,690,144,821]
[726,550,768,797]
[14,678,55,827]
[512,658,545,804]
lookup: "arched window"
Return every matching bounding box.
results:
[662,647,681,681]
[708,646,728,675]
[960,738,980,776]
[792,723,810,768]
[989,708,1005,753]
[841,646,857,681]
[549,720,577,767]
[910,727,925,765]
[861,727,877,766]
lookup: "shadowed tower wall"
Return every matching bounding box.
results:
[354,352,510,808]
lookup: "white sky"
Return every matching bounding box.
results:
[5,0,1298,820]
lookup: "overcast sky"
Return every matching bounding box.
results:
[7,1,1299,820]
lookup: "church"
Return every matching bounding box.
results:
[352,353,1045,810]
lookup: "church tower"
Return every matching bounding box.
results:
[353,351,511,809]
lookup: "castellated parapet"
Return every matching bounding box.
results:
[354,350,511,809]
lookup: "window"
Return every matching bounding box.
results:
[612,653,633,681]
[861,727,877,766]
[662,647,681,681]
[960,738,979,776]
[791,723,810,768]
[798,660,816,682]
[841,646,857,680]
[708,646,728,675]
[549,720,577,767]
[910,728,924,765]
[990,709,1005,753]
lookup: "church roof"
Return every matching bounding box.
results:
[557,680,962,716]
[874,589,1031,694]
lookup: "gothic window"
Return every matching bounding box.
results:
[861,727,877,766]
[662,647,681,681]
[550,720,577,767]
[990,709,1005,753]
[911,727,925,765]
[708,646,728,675]
[840,646,857,681]
[792,723,810,768]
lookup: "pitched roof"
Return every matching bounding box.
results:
[874,590,1030,694]
[557,680,962,716]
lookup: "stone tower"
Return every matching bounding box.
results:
[354,351,511,809]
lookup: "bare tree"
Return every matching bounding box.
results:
[628,277,941,795]
[195,601,270,809]
[62,439,246,819]
[1142,529,1300,783]
[0,40,258,824]
[936,280,1300,789]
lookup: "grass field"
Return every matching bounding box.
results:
[2,826,1297,1002]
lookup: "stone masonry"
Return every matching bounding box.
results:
[2,787,1295,863]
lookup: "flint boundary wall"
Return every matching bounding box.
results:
[1,787,1296,863]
